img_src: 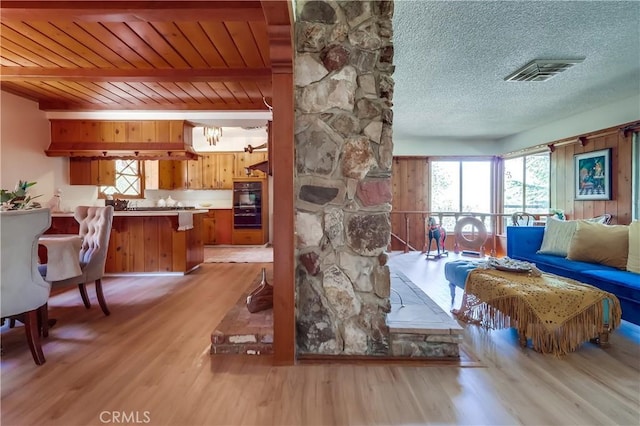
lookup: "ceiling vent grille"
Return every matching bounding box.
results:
[504,59,585,82]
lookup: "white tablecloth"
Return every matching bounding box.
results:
[38,235,82,281]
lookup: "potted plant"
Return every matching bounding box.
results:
[0,180,42,211]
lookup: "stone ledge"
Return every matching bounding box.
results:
[388,325,464,335]
[390,336,460,358]
[387,270,462,358]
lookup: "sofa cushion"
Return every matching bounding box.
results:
[537,217,578,256]
[567,221,629,270]
[627,221,640,273]
[525,252,606,274]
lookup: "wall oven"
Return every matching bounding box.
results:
[233,181,262,229]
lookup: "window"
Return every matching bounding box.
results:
[431,160,492,230]
[503,153,550,217]
[100,160,143,198]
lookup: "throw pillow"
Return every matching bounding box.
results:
[585,214,612,224]
[537,217,578,256]
[627,221,640,274]
[567,221,629,270]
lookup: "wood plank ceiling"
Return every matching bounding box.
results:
[0,1,273,111]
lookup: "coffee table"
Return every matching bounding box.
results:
[455,268,622,355]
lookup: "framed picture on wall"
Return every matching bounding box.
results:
[574,148,612,200]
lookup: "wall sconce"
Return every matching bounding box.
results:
[204,126,222,145]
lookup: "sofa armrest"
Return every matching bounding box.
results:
[506,226,545,259]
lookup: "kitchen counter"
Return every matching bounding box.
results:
[196,206,233,210]
[47,210,206,275]
[52,209,207,217]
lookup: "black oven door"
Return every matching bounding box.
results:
[233,206,261,229]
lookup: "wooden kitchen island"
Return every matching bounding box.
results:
[49,210,205,275]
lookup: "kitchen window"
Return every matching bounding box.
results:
[99,160,143,199]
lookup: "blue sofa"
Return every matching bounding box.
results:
[507,226,640,326]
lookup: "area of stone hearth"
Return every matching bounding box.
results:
[210,266,462,358]
[387,271,463,358]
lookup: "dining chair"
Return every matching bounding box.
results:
[39,206,114,316]
[1,208,52,365]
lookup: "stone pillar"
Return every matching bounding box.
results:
[294,0,394,355]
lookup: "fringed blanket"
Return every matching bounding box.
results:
[457,268,622,355]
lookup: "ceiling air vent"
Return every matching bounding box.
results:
[504,58,585,82]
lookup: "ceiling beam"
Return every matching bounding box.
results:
[0,67,273,82]
[38,100,270,111]
[0,1,265,22]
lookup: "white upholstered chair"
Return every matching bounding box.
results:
[1,208,52,365]
[39,206,114,316]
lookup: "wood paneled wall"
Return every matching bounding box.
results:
[390,157,430,251]
[550,125,635,225]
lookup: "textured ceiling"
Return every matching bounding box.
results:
[392,0,640,143]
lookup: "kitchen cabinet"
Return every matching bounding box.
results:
[69,158,116,186]
[202,153,235,189]
[144,160,159,190]
[202,209,232,245]
[48,120,196,160]
[176,159,203,189]
[50,120,192,144]
[144,152,261,190]
[203,211,215,244]
[215,209,233,244]
[148,159,202,190]
[109,212,203,274]
[234,151,268,178]
[158,160,179,189]
[231,229,266,245]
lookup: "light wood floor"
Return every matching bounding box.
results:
[2,256,639,426]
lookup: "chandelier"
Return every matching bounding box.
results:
[204,126,222,145]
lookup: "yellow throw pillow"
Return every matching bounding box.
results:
[567,221,629,270]
[627,221,640,273]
